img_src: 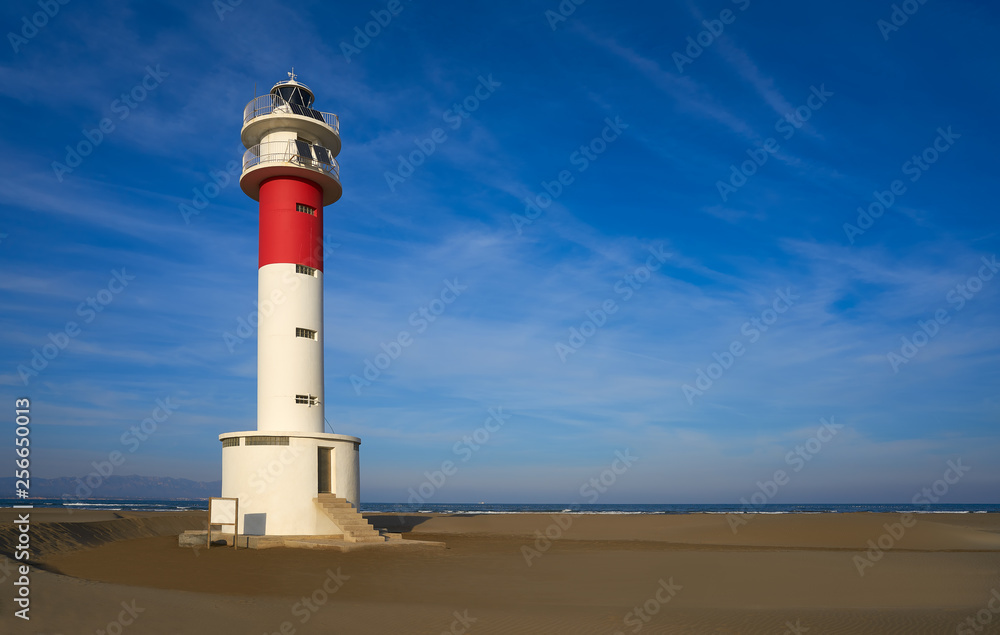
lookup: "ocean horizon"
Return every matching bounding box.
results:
[3,498,998,515]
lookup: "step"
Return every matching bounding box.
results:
[318,507,356,514]
[322,508,362,516]
[342,524,377,532]
[344,525,378,532]
[344,525,377,533]
[324,510,365,519]
[328,513,367,521]
[347,535,385,543]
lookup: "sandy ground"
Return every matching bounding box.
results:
[1,510,999,633]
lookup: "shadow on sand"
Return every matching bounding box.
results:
[365,513,481,534]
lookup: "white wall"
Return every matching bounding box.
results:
[257,264,324,433]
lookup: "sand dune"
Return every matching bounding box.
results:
[0,509,204,558]
[1,511,998,634]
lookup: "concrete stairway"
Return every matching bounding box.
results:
[315,494,384,543]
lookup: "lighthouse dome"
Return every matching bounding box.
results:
[270,69,314,108]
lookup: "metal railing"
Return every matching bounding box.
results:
[242,140,340,180]
[243,94,340,132]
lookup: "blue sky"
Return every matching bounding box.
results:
[1,0,998,503]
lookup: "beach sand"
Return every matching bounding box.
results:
[1,509,999,633]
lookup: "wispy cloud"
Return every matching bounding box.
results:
[2,0,997,502]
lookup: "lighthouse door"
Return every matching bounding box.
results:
[318,448,334,494]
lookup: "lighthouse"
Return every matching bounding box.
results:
[219,72,381,542]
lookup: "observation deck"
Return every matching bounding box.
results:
[241,93,342,155]
[240,138,342,205]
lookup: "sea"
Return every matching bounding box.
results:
[1,499,998,515]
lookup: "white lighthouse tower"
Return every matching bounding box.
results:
[219,71,381,541]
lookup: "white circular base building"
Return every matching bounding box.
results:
[220,431,359,536]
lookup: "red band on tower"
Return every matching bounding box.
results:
[258,176,325,271]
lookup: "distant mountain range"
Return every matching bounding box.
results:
[0,475,222,500]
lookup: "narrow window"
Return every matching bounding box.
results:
[295,394,318,406]
[296,264,317,276]
[296,327,317,340]
[296,203,315,215]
